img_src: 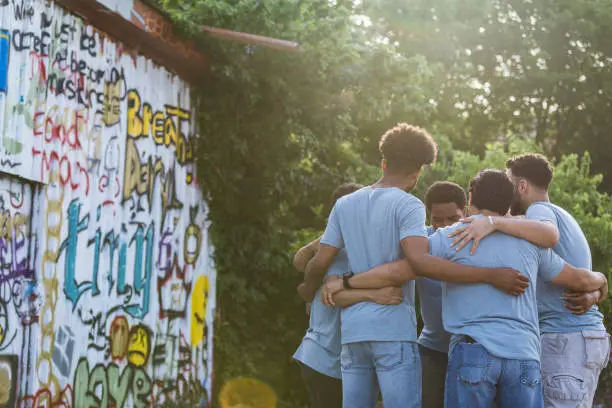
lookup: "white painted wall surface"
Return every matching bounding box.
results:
[0,1,215,406]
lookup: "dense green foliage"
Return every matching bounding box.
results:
[149,0,612,406]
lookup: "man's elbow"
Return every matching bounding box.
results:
[293,253,306,271]
[538,225,559,248]
[391,260,415,283]
[546,230,560,248]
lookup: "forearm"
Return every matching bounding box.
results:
[302,258,327,299]
[570,270,607,292]
[493,217,559,248]
[293,238,321,271]
[347,260,412,289]
[409,253,492,284]
[332,289,374,308]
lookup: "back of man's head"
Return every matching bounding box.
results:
[425,181,467,213]
[506,153,553,190]
[331,182,363,205]
[469,170,514,215]
[379,124,438,175]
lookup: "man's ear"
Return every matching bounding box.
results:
[381,158,387,170]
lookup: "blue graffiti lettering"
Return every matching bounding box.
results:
[60,199,154,318]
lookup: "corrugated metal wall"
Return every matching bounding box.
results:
[0,1,215,406]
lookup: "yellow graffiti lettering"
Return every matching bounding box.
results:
[103,80,122,127]
[37,169,64,399]
[122,138,166,204]
[125,93,194,164]
[127,90,143,138]
[190,276,209,346]
[163,117,177,147]
[152,111,165,144]
[142,103,153,138]
[0,211,28,241]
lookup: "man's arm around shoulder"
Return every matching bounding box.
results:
[402,236,529,296]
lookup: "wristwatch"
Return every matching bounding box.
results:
[343,271,354,289]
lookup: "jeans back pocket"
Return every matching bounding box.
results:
[520,360,542,388]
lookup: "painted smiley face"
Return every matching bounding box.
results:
[127,325,150,367]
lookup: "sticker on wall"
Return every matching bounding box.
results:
[0,29,9,94]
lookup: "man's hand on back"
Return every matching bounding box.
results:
[322,277,344,306]
[371,287,403,305]
[563,290,602,315]
[488,268,530,296]
[449,216,495,254]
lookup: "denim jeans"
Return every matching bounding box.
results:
[341,341,421,408]
[541,330,610,408]
[445,338,543,408]
[419,344,447,408]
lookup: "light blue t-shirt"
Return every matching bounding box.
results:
[526,202,605,333]
[429,217,565,362]
[417,226,451,353]
[293,250,347,379]
[321,186,428,344]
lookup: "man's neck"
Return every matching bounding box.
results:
[525,192,550,208]
[374,174,409,190]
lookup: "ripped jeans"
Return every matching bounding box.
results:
[541,331,610,408]
[445,337,543,408]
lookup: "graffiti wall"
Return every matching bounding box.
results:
[0,1,216,406]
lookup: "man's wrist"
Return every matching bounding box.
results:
[490,216,500,230]
[484,268,497,284]
[343,271,354,289]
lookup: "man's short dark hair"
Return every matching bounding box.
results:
[506,153,553,190]
[379,123,437,175]
[469,170,514,215]
[425,181,467,212]
[331,183,362,204]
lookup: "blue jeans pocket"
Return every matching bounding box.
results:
[341,345,353,370]
[457,343,491,386]
[373,342,403,371]
[520,360,542,388]
[459,365,488,386]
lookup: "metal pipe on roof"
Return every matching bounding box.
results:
[200,26,303,53]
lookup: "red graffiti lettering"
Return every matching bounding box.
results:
[33,106,85,150]
[32,148,90,195]
[19,384,73,408]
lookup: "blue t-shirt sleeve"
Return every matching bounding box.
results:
[321,204,344,248]
[398,196,428,240]
[537,248,565,282]
[428,229,451,260]
[526,203,558,228]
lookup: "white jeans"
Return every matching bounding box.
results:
[541,331,610,408]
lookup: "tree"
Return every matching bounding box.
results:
[152,0,437,405]
[363,0,612,191]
